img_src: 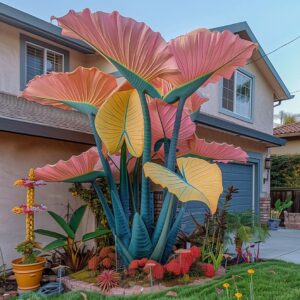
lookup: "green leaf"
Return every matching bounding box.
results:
[69,205,87,234]
[34,229,66,240]
[43,239,67,252]
[128,213,153,258]
[105,55,161,99]
[48,211,75,239]
[63,171,106,183]
[82,229,111,242]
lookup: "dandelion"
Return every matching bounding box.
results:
[223,282,230,299]
[235,292,243,299]
[248,268,255,275]
[223,282,230,288]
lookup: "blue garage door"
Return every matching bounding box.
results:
[181,163,254,234]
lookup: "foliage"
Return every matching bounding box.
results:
[96,270,120,292]
[271,196,293,219]
[69,180,111,228]
[226,211,270,249]
[271,155,300,188]
[22,9,255,266]
[15,240,41,264]
[283,113,297,125]
[35,205,110,271]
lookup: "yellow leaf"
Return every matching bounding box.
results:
[95,90,144,157]
[144,157,223,213]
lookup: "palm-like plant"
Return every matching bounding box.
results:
[226,211,269,249]
[21,9,256,265]
[35,205,110,271]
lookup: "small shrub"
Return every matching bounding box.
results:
[143,260,165,280]
[96,270,120,292]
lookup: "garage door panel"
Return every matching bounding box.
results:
[182,163,254,234]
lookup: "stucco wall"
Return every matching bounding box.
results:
[200,63,274,135]
[0,131,94,265]
[0,22,87,96]
[271,137,300,155]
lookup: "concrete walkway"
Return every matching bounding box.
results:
[260,228,300,263]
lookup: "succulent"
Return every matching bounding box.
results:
[97,270,120,292]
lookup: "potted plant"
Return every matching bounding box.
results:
[11,241,45,291]
[226,211,270,251]
[11,168,47,291]
[268,197,293,230]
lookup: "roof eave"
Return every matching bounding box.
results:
[191,111,286,147]
[212,21,292,101]
[0,2,94,54]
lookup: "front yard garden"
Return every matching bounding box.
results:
[18,260,300,300]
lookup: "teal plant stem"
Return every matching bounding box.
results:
[120,143,130,220]
[166,97,185,171]
[138,91,153,232]
[88,113,117,193]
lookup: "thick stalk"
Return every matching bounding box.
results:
[26,168,35,241]
[138,91,152,231]
[120,144,130,220]
[88,113,117,194]
[166,98,186,171]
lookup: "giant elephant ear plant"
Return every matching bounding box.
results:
[21,9,256,265]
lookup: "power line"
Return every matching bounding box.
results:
[247,34,300,65]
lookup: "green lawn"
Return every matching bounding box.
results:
[20,260,300,300]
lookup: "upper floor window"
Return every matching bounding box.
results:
[221,70,254,121]
[26,43,64,83]
[20,34,69,90]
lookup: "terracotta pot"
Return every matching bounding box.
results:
[12,257,45,291]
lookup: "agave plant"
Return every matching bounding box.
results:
[35,205,110,271]
[21,9,256,265]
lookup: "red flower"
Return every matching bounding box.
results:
[102,257,112,269]
[143,260,165,280]
[190,246,201,259]
[88,256,100,271]
[128,260,140,270]
[201,263,215,278]
[165,259,181,276]
[99,246,113,259]
[138,258,148,267]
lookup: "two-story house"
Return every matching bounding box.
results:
[0,2,292,263]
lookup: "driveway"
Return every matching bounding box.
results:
[260,228,300,263]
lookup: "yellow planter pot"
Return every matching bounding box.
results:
[12,257,46,291]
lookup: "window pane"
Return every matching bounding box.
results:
[236,72,252,118]
[26,44,44,83]
[222,73,235,112]
[47,50,63,73]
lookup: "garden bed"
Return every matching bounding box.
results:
[62,267,225,296]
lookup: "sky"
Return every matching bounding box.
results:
[2,0,300,115]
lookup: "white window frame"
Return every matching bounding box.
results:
[220,69,255,123]
[25,41,65,84]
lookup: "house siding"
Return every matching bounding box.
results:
[271,137,300,155]
[0,131,94,265]
[200,63,274,135]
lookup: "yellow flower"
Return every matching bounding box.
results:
[235,292,243,299]
[71,191,78,197]
[247,269,255,275]
[223,282,230,288]
[14,179,24,186]
[12,207,23,214]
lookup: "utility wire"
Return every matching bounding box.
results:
[246,34,300,66]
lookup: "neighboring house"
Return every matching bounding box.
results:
[0,3,292,262]
[272,123,300,155]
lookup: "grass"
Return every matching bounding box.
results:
[19,260,300,300]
